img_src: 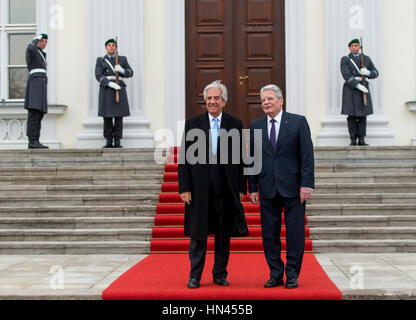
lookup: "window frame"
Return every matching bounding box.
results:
[0,0,37,102]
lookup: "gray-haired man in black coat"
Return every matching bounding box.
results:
[24,34,49,149]
[95,39,133,148]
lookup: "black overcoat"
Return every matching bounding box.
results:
[341,54,379,117]
[95,55,133,118]
[24,40,48,113]
[178,112,249,241]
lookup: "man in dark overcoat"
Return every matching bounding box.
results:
[178,80,249,289]
[341,39,379,146]
[24,34,49,149]
[95,39,133,148]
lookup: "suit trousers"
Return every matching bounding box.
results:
[189,185,230,281]
[104,117,123,140]
[347,116,367,138]
[260,192,306,280]
[27,109,44,142]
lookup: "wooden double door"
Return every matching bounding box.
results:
[186,0,286,128]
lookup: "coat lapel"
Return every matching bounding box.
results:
[275,112,289,152]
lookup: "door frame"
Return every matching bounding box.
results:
[164,0,306,142]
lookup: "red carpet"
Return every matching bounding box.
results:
[102,253,342,300]
[102,146,342,300]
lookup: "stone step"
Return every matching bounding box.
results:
[307,204,416,216]
[0,185,162,196]
[0,195,159,207]
[0,149,158,159]
[313,240,416,253]
[0,166,164,177]
[308,215,416,227]
[0,241,150,255]
[315,163,416,174]
[0,206,156,218]
[315,173,416,183]
[313,146,416,157]
[315,156,416,165]
[0,217,155,229]
[0,157,159,168]
[0,229,152,242]
[0,175,164,186]
[314,183,416,194]
[308,194,416,205]
[310,227,416,240]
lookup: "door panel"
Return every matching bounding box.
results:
[186,0,285,128]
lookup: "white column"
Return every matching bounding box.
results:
[318,0,395,146]
[164,0,186,146]
[77,0,154,149]
[285,0,306,116]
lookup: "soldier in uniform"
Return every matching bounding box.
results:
[341,39,379,146]
[95,39,133,149]
[24,34,49,149]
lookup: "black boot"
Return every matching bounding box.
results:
[114,139,123,149]
[28,139,49,149]
[358,137,369,146]
[103,139,113,149]
[350,136,358,146]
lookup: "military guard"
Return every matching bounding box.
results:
[24,34,49,149]
[95,39,133,148]
[341,39,379,146]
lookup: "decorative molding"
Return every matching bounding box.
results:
[78,0,154,149]
[0,104,66,149]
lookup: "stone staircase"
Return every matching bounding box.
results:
[310,147,416,253]
[0,147,415,254]
[0,149,164,254]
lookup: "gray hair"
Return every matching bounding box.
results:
[203,80,228,103]
[260,84,283,99]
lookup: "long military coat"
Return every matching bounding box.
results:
[95,55,133,118]
[341,54,379,117]
[24,40,48,113]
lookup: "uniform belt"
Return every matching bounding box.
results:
[355,77,368,82]
[30,69,47,75]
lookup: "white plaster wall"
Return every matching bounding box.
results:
[55,0,88,149]
[305,0,327,145]
[383,0,416,145]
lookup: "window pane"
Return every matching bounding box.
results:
[9,0,36,24]
[9,33,35,65]
[9,67,28,99]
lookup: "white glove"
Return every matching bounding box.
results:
[106,76,116,81]
[108,82,121,91]
[356,84,369,94]
[360,68,371,77]
[115,65,125,75]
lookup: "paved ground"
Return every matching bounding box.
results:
[0,254,415,300]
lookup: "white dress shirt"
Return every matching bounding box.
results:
[267,111,283,143]
[208,113,223,130]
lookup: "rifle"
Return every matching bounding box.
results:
[115,36,120,104]
[360,37,368,106]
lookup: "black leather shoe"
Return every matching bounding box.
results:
[213,278,230,286]
[264,278,284,288]
[285,279,298,289]
[187,279,200,289]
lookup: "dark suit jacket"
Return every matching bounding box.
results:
[178,112,249,240]
[248,112,315,200]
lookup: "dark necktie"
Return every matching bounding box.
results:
[270,119,277,151]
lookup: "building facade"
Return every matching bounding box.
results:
[0,0,415,149]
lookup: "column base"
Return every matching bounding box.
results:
[317,115,396,147]
[77,117,154,149]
